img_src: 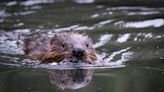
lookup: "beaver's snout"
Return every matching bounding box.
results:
[72,48,85,59]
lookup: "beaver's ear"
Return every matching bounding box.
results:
[80,32,87,36]
[50,34,58,44]
[75,31,87,36]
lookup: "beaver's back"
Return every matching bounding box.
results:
[24,37,50,60]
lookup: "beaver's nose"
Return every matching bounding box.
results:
[72,48,85,58]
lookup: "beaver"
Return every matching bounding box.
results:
[23,32,97,64]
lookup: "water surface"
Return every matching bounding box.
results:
[0,0,164,92]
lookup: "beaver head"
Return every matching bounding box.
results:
[44,32,97,64]
[24,32,97,64]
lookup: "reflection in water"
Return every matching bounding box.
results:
[0,66,163,92]
[49,69,93,90]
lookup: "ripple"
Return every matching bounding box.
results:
[107,6,164,11]
[91,14,100,18]
[117,34,130,43]
[97,19,114,27]
[134,33,164,41]
[74,0,95,4]
[103,47,133,63]
[115,18,164,28]
[20,0,54,6]
[94,34,112,48]
[127,11,160,15]
[6,1,17,6]
[0,10,11,17]
[14,11,35,16]
[0,29,30,54]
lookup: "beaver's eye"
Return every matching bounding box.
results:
[61,44,65,48]
[86,44,89,48]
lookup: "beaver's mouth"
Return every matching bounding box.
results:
[70,60,91,64]
[62,57,91,64]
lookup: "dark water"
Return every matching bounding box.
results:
[0,0,164,92]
